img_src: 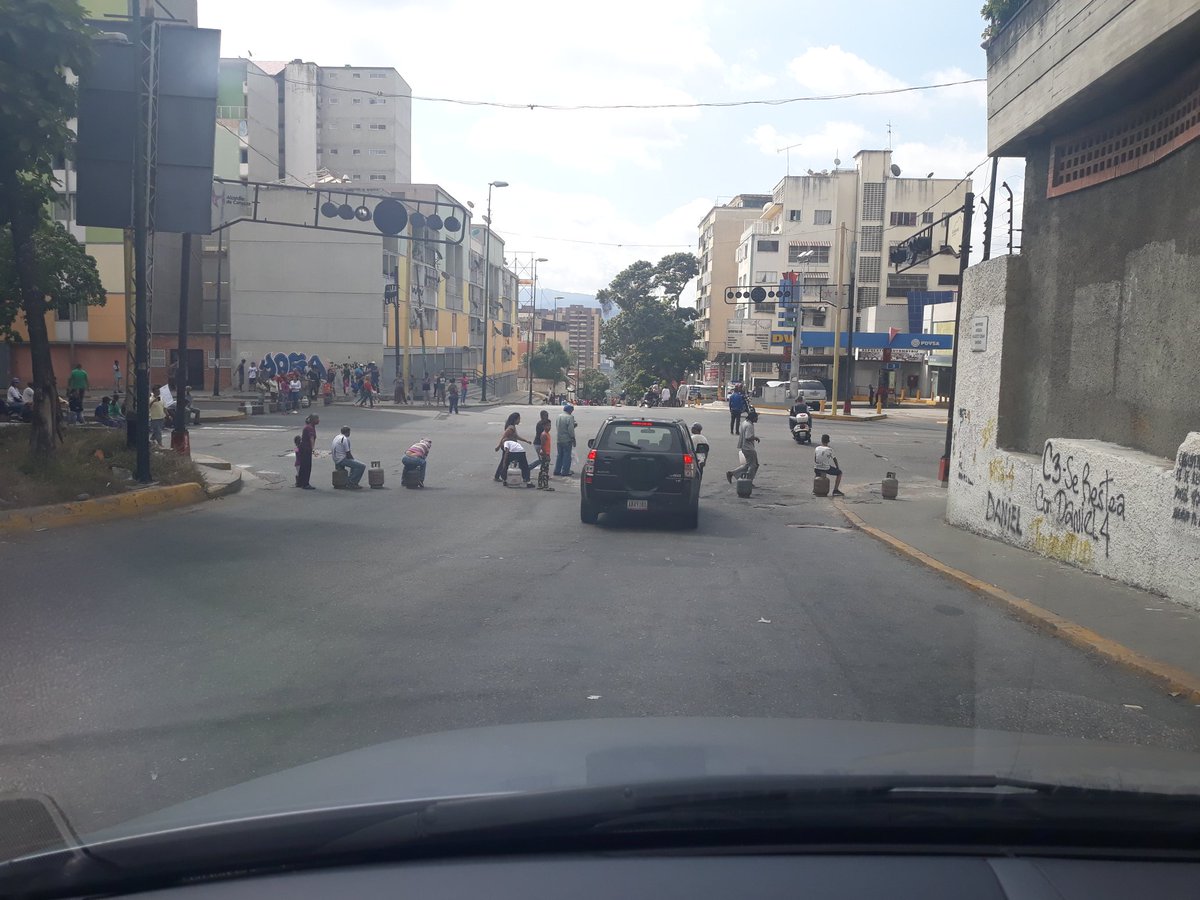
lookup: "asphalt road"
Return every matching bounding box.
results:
[1,400,1197,836]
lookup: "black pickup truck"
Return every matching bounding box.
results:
[580,417,702,529]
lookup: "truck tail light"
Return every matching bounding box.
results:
[584,448,596,482]
[683,453,695,479]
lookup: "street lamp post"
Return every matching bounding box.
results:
[480,180,508,402]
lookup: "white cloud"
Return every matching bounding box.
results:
[747,121,871,168]
[787,45,907,96]
[924,66,987,106]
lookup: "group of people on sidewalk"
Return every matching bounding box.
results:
[493,404,577,490]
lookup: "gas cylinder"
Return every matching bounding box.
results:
[882,471,899,500]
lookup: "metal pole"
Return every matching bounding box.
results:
[527,254,536,405]
[393,264,401,387]
[983,156,999,262]
[212,227,222,395]
[844,267,857,407]
[68,303,75,362]
[940,192,974,483]
[132,3,152,482]
[831,222,847,415]
[172,232,191,452]
[481,185,493,402]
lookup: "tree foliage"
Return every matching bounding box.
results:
[575,368,610,404]
[980,0,1022,38]
[527,338,571,388]
[598,254,702,396]
[1,0,95,456]
[0,220,106,340]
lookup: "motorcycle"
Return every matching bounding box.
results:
[788,406,812,444]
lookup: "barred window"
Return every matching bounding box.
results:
[861,183,884,221]
[858,256,881,283]
[860,225,882,252]
[886,274,929,297]
[857,285,880,308]
[789,243,830,264]
[813,209,832,225]
[889,211,917,227]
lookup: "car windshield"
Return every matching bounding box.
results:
[2,0,1199,880]
[598,424,684,453]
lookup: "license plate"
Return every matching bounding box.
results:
[626,499,648,511]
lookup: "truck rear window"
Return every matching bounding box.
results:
[598,424,684,453]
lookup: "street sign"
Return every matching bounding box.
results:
[884,362,901,370]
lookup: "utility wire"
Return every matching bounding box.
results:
[244,66,985,111]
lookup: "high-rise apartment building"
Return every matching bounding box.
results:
[561,304,602,372]
[695,194,771,383]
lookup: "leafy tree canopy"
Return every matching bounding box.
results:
[527,338,571,386]
[0,220,106,340]
[598,253,702,395]
[575,368,610,404]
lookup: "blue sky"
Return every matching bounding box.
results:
[200,0,1022,300]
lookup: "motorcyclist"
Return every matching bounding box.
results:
[788,397,812,443]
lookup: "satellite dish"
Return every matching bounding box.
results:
[806,169,814,175]
[890,164,902,177]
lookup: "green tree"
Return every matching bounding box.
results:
[0,0,95,455]
[980,0,1022,38]
[527,338,571,393]
[575,368,610,404]
[0,221,106,340]
[598,253,702,395]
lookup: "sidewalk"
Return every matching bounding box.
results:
[835,481,1200,700]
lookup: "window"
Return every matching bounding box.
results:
[352,98,362,104]
[598,424,684,453]
[813,209,832,225]
[857,285,880,308]
[858,256,881,283]
[238,147,248,163]
[55,299,86,321]
[352,72,361,78]
[369,98,387,105]
[370,174,387,181]
[369,72,386,79]
[368,148,387,156]
[861,183,884,220]
[328,148,338,155]
[351,174,362,180]
[787,209,802,222]
[370,123,387,130]
[327,97,338,104]
[353,123,362,129]
[789,243,830,265]
[890,211,918,227]
[860,225,882,252]
[886,273,929,298]
[756,239,779,252]
[938,273,960,286]
[352,149,361,155]
[922,211,935,224]
[756,271,778,284]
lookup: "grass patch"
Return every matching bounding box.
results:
[0,425,203,510]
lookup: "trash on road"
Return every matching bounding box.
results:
[758,617,771,624]
[586,695,601,700]
[1122,704,1144,710]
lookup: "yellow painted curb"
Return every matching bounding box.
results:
[833,500,1200,704]
[0,482,206,535]
[810,413,888,423]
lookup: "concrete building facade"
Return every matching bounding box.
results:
[561,304,602,372]
[948,0,1200,607]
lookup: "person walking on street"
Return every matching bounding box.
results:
[448,381,460,414]
[288,373,302,413]
[332,426,366,488]
[296,414,318,489]
[460,373,469,406]
[248,361,258,391]
[728,384,746,435]
[814,433,845,496]
[726,408,760,484]
[113,359,123,394]
[554,403,577,476]
[235,359,246,392]
[149,388,165,446]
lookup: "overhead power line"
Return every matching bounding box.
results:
[244,66,984,111]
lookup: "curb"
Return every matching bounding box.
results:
[810,412,888,422]
[201,467,243,499]
[832,500,1200,704]
[0,483,207,536]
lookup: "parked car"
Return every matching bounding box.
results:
[580,417,702,529]
[795,379,828,409]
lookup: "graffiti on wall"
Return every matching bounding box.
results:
[1172,450,1200,531]
[258,352,327,381]
[985,490,1023,537]
[955,408,977,485]
[1032,440,1126,557]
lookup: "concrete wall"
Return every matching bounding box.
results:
[986,0,1200,155]
[227,222,383,377]
[1003,137,1200,461]
[947,256,1200,609]
[281,62,318,186]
